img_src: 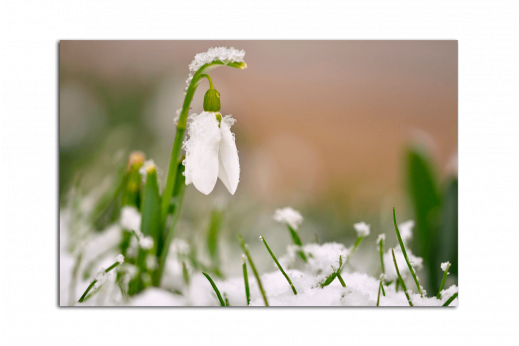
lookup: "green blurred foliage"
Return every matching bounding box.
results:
[405,147,457,294]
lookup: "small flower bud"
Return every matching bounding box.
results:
[203,88,221,112]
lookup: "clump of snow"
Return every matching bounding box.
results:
[189,47,246,72]
[398,220,415,244]
[280,242,350,275]
[139,236,154,250]
[139,159,160,181]
[440,285,459,302]
[130,288,187,306]
[353,222,370,237]
[146,254,158,270]
[376,233,386,244]
[93,268,110,290]
[383,247,423,281]
[441,261,451,272]
[115,254,124,264]
[120,206,141,233]
[274,207,303,230]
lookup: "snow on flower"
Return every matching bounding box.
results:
[353,221,370,237]
[441,261,451,272]
[189,47,246,72]
[398,220,415,244]
[182,112,240,195]
[115,254,125,264]
[274,207,303,230]
[120,206,141,233]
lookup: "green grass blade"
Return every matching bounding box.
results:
[378,237,385,274]
[242,257,251,305]
[238,234,269,306]
[377,280,382,306]
[287,225,307,262]
[437,262,451,299]
[393,208,423,297]
[442,292,458,306]
[207,209,225,276]
[202,272,225,306]
[337,273,346,287]
[78,261,121,303]
[260,236,297,295]
[391,249,413,306]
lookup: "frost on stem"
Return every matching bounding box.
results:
[376,234,386,245]
[189,47,246,73]
[441,261,451,272]
[353,222,370,237]
[93,268,110,290]
[274,207,303,231]
[115,254,125,264]
[120,206,141,233]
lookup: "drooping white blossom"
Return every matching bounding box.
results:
[274,207,304,230]
[183,112,240,195]
[353,222,370,237]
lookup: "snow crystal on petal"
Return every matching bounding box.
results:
[274,207,303,230]
[189,47,246,72]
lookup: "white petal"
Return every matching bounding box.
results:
[218,115,240,194]
[182,112,221,195]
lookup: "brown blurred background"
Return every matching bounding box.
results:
[60,41,457,285]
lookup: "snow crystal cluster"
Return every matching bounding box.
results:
[353,222,370,237]
[274,207,304,230]
[115,254,125,264]
[441,261,450,272]
[189,47,246,72]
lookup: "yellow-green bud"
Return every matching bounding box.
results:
[203,88,221,112]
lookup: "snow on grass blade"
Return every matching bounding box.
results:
[202,272,225,306]
[78,256,124,303]
[260,235,297,295]
[320,255,346,288]
[377,234,385,274]
[393,207,423,297]
[242,255,251,305]
[182,261,190,287]
[437,262,450,299]
[442,292,458,306]
[238,234,269,306]
[391,249,413,306]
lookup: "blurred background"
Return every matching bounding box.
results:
[60,41,457,293]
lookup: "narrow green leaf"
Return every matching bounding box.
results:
[202,272,225,306]
[238,234,269,306]
[391,249,413,306]
[260,236,297,295]
[442,292,458,306]
[242,259,250,306]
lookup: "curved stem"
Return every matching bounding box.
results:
[78,261,121,303]
[200,74,214,89]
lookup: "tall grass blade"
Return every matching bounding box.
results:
[260,236,297,295]
[238,234,269,306]
[391,249,413,306]
[202,272,225,306]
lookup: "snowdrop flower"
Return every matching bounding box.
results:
[353,222,370,237]
[182,80,240,195]
[274,207,304,230]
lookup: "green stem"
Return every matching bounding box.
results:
[182,261,190,287]
[260,236,297,295]
[393,208,423,297]
[377,280,382,306]
[337,273,346,287]
[339,236,364,274]
[437,263,450,299]
[391,249,413,306]
[381,283,386,296]
[202,272,225,306]
[242,260,250,306]
[379,238,385,274]
[78,261,121,303]
[160,60,246,226]
[443,292,458,306]
[200,74,214,89]
[238,234,269,306]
